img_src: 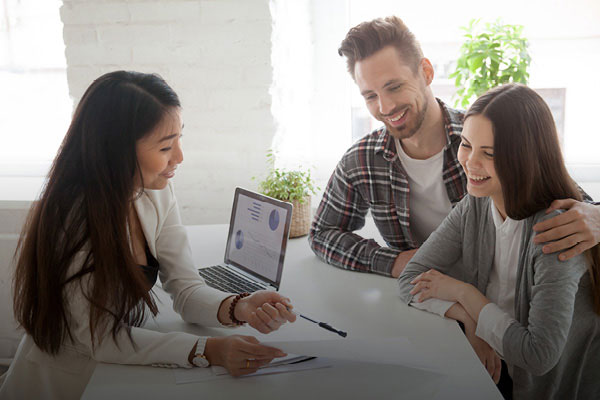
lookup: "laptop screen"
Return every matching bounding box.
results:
[224,188,292,288]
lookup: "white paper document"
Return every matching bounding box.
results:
[173,354,331,385]
[261,337,445,373]
[174,337,446,388]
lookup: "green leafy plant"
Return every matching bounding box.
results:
[254,151,319,204]
[449,19,531,108]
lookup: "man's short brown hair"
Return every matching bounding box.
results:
[338,16,424,79]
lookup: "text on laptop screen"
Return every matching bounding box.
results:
[226,192,289,282]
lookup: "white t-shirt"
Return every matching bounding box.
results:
[476,200,521,360]
[409,201,521,358]
[395,138,453,245]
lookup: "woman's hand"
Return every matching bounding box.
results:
[409,269,466,303]
[204,335,287,377]
[235,291,297,334]
[464,322,502,384]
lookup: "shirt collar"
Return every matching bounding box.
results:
[490,198,523,233]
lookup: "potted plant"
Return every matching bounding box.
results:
[254,151,319,238]
[450,19,531,108]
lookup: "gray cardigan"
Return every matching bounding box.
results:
[398,195,600,400]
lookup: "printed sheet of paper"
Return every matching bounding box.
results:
[173,354,331,385]
[261,337,445,373]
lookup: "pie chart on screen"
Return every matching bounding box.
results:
[269,210,280,231]
[235,230,244,249]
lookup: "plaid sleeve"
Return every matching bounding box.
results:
[308,159,399,276]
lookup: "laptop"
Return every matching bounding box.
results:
[198,187,293,294]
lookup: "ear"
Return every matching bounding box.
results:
[419,58,434,86]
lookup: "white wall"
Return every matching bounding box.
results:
[60,0,276,224]
[1,0,278,364]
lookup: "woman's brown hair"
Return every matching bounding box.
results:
[13,71,181,354]
[465,83,600,314]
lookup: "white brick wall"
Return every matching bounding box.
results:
[60,0,275,224]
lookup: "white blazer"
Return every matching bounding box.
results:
[0,182,231,399]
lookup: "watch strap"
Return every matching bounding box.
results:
[191,337,209,367]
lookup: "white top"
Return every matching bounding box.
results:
[0,181,232,400]
[408,199,521,354]
[395,138,453,246]
[475,200,520,357]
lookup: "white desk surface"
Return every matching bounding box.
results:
[83,224,502,400]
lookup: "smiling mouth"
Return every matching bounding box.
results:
[467,173,491,184]
[387,109,408,122]
[161,169,176,178]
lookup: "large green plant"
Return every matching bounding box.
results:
[254,151,319,204]
[450,19,531,108]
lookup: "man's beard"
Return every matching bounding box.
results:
[387,97,429,140]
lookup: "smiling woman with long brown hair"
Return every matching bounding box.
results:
[0,71,295,399]
[398,84,599,399]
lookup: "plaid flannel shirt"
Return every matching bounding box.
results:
[308,99,467,276]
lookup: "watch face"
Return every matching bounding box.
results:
[192,355,209,368]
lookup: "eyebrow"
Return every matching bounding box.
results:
[360,80,402,97]
[158,133,179,143]
[462,136,493,149]
[157,124,184,143]
[382,79,401,89]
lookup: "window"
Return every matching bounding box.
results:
[346,0,599,165]
[0,0,71,178]
[271,0,600,195]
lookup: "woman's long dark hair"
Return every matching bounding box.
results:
[465,83,600,314]
[13,71,181,354]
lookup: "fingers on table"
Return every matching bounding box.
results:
[238,340,286,360]
[242,358,271,370]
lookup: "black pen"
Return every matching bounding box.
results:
[289,308,347,338]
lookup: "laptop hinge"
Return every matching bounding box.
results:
[224,264,276,290]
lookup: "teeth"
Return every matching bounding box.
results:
[389,109,407,122]
[469,174,490,181]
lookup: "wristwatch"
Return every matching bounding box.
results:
[190,338,210,368]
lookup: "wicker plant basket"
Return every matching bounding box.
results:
[289,196,311,238]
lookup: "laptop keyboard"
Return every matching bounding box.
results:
[199,265,267,294]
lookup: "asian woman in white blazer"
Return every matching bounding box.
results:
[0,71,296,400]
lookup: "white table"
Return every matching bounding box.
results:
[83,224,502,400]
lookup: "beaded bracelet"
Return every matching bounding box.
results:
[229,292,250,325]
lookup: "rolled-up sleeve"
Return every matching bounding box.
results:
[410,298,456,318]
[475,303,516,357]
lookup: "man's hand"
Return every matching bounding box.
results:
[533,199,600,261]
[391,249,418,278]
